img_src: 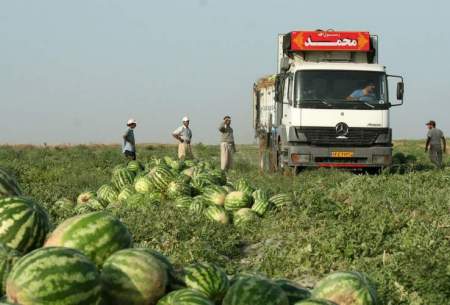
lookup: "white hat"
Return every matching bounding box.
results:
[182,116,190,122]
[127,118,137,125]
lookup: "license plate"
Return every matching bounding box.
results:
[331,151,354,158]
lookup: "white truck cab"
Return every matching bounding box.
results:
[253,30,404,172]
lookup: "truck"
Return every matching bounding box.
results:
[253,30,404,173]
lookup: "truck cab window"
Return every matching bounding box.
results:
[287,75,293,106]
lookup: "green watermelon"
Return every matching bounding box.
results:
[223,276,289,305]
[274,279,311,304]
[97,184,118,204]
[0,169,22,199]
[182,263,229,302]
[0,196,50,253]
[203,186,227,206]
[174,196,192,209]
[157,288,214,305]
[269,193,293,208]
[101,248,167,305]
[117,186,134,202]
[0,244,20,296]
[54,198,75,210]
[77,191,96,205]
[44,212,133,267]
[233,208,259,226]
[127,160,143,173]
[189,197,206,214]
[149,166,176,192]
[164,157,185,172]
[112,168,135,190]
[311,272,378,305]
[204,206,230,224]
[124,193,161,208]
[134,176,153,194]
[234,178,255,194]
[139,248,181,290]
[167,180,192,200]
[6,247,101,305]
[251,190,271,216]
[224,191,252,211]
[74,204,96,215]
[85,199,105,211]
[294,299,337,305]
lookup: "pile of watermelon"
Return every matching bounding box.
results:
[64,157,294,227]
[0,166,380,305]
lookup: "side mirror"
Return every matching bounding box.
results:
[397,82,404,100]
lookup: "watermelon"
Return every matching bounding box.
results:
[44,212,133,267]
[0,196,50,253]
[189,197,206,214]
[294,299,337,305]
[101,248,167,305]
[233,208,258,226]
[164,157,185,172]
[54,198,75,210]
[6,247,101,305]
[203,186,227,206]
[167,180,192,200]
[118,186,134,202]
[149,166,176,192]
[85,199,105,211]
[97,184,118,204]
[0,168,22,199]
[112,168,135,190]
[269,193,293,208]
[77,191,96,205]
[0,244,20,296]
[74,204,96,215]
[124,193,161,208]
[134,176,153,194]
[234,178,255,195]
[174,196,192,209]
[157,288,214,305]
[191,172,218,190]
[274,279,311,304]
[222,185,235,193]
[224,191,252,211]
[311,272,378,305]
[139,248,181,290]
[182,263,229,302]
[251,190,271,216]
[204,206,230,224]
[223,276,289,305]
[127,160,143,173]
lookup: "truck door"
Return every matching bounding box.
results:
[281,74,294,126]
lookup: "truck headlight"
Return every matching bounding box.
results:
[291,154,310,163]
[375,131,392,144]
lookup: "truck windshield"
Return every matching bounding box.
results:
[294,70,387,109]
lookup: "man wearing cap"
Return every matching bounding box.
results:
[425,120,446,169]
[123,119,137,160]
[219,116,236,171]
[172,117,193,160]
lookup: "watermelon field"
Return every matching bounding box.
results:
[0,141,449,305]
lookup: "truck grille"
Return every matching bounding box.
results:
[297,127,387,147]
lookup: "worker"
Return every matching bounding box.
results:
[123,118,137,160]
[172,116,193,160]
[425,120,446,169]
[347,82,376,102]
[219,116,236,171]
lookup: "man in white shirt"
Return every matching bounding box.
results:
[172,116,193,160]
[123,118,137,160]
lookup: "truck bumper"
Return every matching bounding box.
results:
[285,145,392,169]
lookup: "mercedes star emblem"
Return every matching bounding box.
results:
[335,122,349,138]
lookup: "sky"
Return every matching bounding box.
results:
[1,0,449,144]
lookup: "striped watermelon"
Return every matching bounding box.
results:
[101,248,167,305]
[311,272,378,305]
[112,168,135,190]
[0,244,20,296]
[203,186,227,206]
[124,193,161,208]
[157,288,214,305]
[224,191,252,211]
[97,184,118,205]
[134,176,153,194]
[149,166,176,192]
[77,191,96,205]
[182,263,229,302]
[127,160,143,173]
[6,247,101,305]
[204,206,230,224]
[166,180,192,200]
[191,173,218,190]
[274,279,311,304]
[174,196,192,209]
[54,198,75,210]
[44,212,133,267]
[74,204,96,215]
[234,178,255,195]
[222,184,235,193]
[189,197,206,214]
[233,208,258,226]
[138,248,182,290]
[0,196,50,253]
[0,169,21,199]
[85,199,105,211]
[251,190,271,216]
[223,276,289,305]
[269,193,293,208]
[118,186,134,202]
[293,299,337,305]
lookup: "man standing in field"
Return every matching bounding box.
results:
[219,116,236,171]
[172,117,193,160]
[425,120,446,169]
[123,118,137,160]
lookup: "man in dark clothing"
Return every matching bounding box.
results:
[425,120,446,169]
[123,118,137,160]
